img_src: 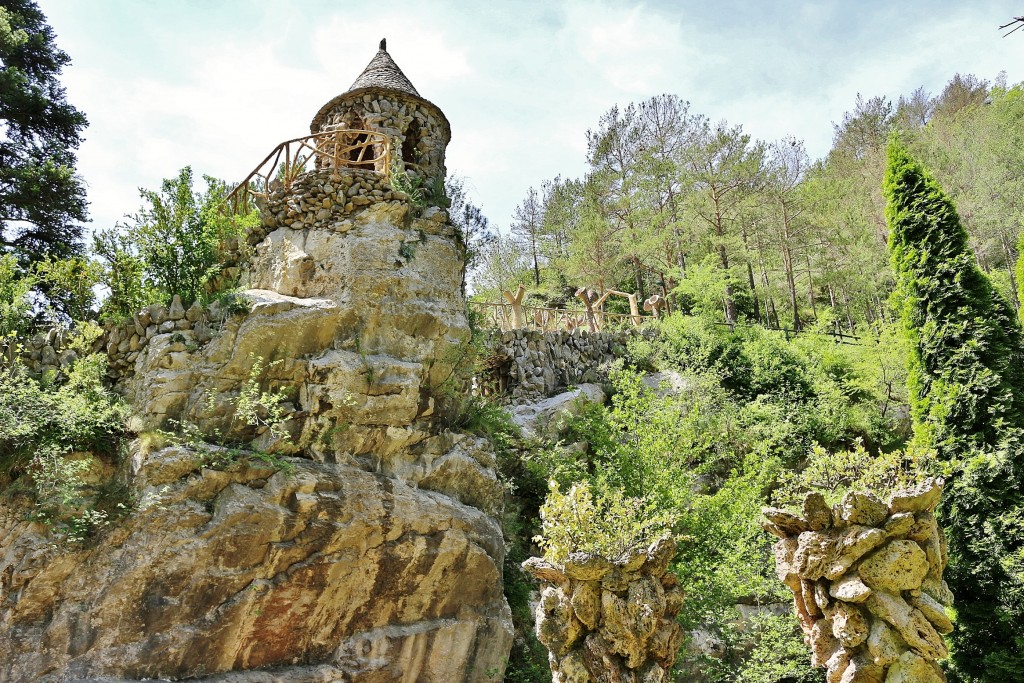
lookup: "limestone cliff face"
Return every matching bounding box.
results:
[0,179,512,681]
[1,452,509,682]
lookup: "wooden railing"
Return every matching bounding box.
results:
[469,301,638,333]
[222,129,391,215]
[470,300,867,344]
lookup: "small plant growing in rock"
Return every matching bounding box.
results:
[234,354,291,441]
[155,354,295,473]
[398,241,416,262]
[773,439,936,509]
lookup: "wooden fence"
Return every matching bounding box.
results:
[469,301,640,333]
[222,129,391,215]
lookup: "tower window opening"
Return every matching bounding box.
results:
[349,131,373,166]
[402,120,421,168]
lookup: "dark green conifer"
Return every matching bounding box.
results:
[885,138,1024,681]
[0,0,88,267]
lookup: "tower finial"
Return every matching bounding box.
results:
[379,38,387,51]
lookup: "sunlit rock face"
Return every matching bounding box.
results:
[0,43,513,683]
[0,451,511,682]
[129,196,473,467]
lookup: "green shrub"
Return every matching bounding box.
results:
[92,227,155,322]
[534,479,677,564]
[0,353,129,543]
[0,355,128,487]
[34,255,102,322]
[773,440,934,509]
[0,253,33,338]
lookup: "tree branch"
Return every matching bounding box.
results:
[1000,16,1024,36]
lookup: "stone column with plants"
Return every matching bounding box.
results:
[762,478,952,683]
[523,537,684,683]
[523,480,684,683]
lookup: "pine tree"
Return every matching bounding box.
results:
[884,138,1024,681]
[0,0,88,267]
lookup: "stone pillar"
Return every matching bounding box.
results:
[761,478,952,683]
[522,536,684,683]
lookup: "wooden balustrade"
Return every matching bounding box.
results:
[222,129,392,215]
[469,301,638,333]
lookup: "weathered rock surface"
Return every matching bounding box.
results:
[130,200,471,465]
[523,536,683,682]
[509,383,606,440]
[0,448,512,682]
[763,479,951,682]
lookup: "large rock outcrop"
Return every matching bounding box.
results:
[762,479,951,683]
[1,40,514,682]
[0,185,512,682]
[0,448,510,682]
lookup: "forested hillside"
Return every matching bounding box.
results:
[472,74,1024,334]
[482,73,1024,683]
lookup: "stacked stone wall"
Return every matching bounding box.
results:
[485,329,630,400]
[522,537,684,683]
[260,168,410,233]
[15,295,223,387]
[763,478,952,682]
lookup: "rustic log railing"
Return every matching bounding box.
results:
[470,299,867,344]
[222,129,392,215]
[469,301,638,333]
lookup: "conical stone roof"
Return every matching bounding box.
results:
[310,38,450,139]
[346,38,420,97]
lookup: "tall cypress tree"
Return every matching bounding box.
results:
[0,0,88,267]
[885,138,1024,681]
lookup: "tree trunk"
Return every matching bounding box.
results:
[746,261,761,323]
[782,246,800,332]
[717,244,736,325]
[804,254,817,322]
[1000,233,1020,310]
[841,287,855,331]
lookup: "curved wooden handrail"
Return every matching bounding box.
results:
[222,129,392,215]
[469,300,640,333]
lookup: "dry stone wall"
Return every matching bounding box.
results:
[16,296,231,387]
[485,329,630,400]
[522,537,684,683]
[259,168,412,233]
[762,478,951,683]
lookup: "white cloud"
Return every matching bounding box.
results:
[41,0,1024,240]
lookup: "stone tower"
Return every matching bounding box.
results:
[0,41,513,683]
[310,38,450,182]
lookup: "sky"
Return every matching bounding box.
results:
[40,0,1024,240]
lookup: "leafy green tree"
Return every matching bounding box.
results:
[0,0,88,267]
[511,186,544,287]
[33,255,101,322]
[884,138,1024,681]
[91,227,153,322]
[445,174,493,276]
[117,167,249,307]
[471,234,530,299]
[680,119,765,324]
[131,167,221,305]
[0,251,32,336]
